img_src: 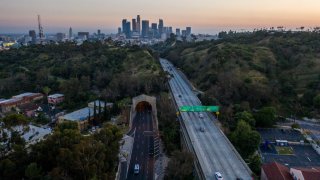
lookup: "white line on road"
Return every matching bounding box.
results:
[307,157,311,162]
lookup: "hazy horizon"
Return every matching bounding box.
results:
[1,0,319,34]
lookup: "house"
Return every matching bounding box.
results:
[261,162,293,180]
[290,167,320,180]
[48,94,64,104]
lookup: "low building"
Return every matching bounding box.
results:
[0,92,43,113]
[58,107,99,131]
[0,98,24,113]
[48,94,64,104]
[12,92,43,103]
[261,162,293,180]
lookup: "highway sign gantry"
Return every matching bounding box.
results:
[179,105,220,112]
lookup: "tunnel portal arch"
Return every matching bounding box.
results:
[131,94,158,132]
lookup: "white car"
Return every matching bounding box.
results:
[199,113,204,118]
[215,172,223,180]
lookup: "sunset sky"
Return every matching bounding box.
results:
[0,0,319,34]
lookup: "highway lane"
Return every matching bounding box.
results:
[160,58,252,180]
[127,110,154,180]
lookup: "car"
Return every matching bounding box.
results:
[134,164,140,174]
[214,172,223,180]
[178,94,182,98]
[199,113,204,118]
[200,127,205,132]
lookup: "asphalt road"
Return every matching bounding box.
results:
[127,110,154,180]
[160,58,252,180]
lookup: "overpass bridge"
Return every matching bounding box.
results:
[160,58,252,180]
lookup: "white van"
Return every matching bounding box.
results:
[134,164,140,174]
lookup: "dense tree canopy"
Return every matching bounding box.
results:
[0,122,122,179]
[0,42,166,110]
[230,120,261,159]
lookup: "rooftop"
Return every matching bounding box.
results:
[61,107,98,122]
[0,98,22,105]
[48,94,64,98]
[262,162,293,180]
[12,92,42,99]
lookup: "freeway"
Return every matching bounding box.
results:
[127,109,154,180]
[160,58,252,180]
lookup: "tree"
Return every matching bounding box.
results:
[165,151,194,180]
[25,163,43,179]
[313,94,320,108]
[254,107,276,127]
[248,154,262,175]
[234,111,255,127]
[230,120,261,159]
[291,123,300,129]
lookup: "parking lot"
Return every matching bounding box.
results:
[258,128,304,142]
[261,144,320,167]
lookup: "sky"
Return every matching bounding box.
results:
[0,0,320,34]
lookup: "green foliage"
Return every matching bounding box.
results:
[0,122,122,179]
[230,120,261,159]
[157,93,180,154]
[248,154,262,175]
[254,107,276,127]
[33,112,50,125]
[0,42,166,111]
[25,163,43,180]
[165,151,194,180]
[1,114,29,128]
[159,31,320,120]
[291,123,300,129]
[234,111,255,127]
[313,94,320,108]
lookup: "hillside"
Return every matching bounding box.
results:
[0,42,166,110]
[160,31,320,123]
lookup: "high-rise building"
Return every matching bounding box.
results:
[168,27,173,34]
[132,19,137,32]
[124,22,131,38]
[97,29,101,35]
[118,27,121,34]
[141,20,149,38]
[176,28,181,36]
[151,23,158,38]
[181,30,187,37]
[158,19,164,35]
[56,33,65,42]
[78,32,89,40]
[122,19,127,33]
[137,15,141,34]
[29,30,36,44]
[69,27,73,40]
[186,27,192,36]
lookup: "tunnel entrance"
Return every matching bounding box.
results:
[135,101,152,112]
[131,94,158,132]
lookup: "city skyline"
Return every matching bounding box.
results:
[1,0,320,34]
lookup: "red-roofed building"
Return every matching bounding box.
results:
[290,167,320,180]
[261,162,293,180]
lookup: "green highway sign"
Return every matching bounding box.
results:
[179,106,220,112]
